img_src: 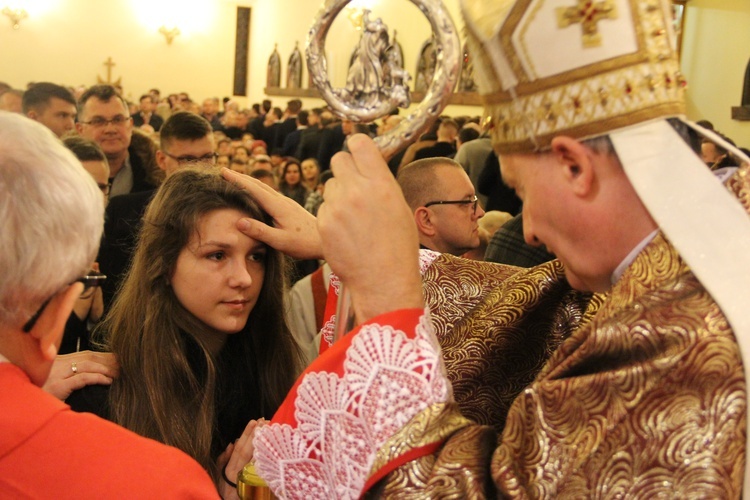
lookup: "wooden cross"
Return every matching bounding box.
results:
[97,57,122,87]
[102,57,116,83]
[557,0,617,48]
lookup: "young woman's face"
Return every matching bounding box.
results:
[301,160,319,181]
[171,208,266,337]
[284,164,301,185]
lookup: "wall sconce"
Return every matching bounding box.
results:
[158,25,180,45]
[2,6,28,29]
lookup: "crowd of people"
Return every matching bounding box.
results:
[2,0,750,495]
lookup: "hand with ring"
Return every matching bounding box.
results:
[42,351,119,401]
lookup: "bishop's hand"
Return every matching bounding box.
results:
[319,134,424,323]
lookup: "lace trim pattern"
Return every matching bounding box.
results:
[254,310,450,499]
[321,250,441,349]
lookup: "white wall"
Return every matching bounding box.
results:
[0,0,238,103]
[681,0,750,145]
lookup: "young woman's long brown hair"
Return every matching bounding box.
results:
[99,167,302,483]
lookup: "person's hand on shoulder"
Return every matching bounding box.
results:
[42,350,119,401]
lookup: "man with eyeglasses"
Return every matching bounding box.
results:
[0,112,217,497]
[397,157,485,256]
[98,111,217,308]
[76,84,156,198]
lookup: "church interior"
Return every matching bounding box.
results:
[1,0,748,141]
[2,0,750,497]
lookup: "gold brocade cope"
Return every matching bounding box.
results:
[493,232,746,497]
[422,255,601,434]
[372,231,745,497]
[365,403,496,498]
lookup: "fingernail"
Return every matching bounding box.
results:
[237,219,251,231]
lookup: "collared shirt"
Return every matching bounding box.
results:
[611,229,659,286]
[109,156,133,198]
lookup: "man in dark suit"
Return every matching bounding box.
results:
[282,109,309,158]
[413,119,459,160]
[274,99,302,150]
[77,85,156,197]
[296,108,323,161]
[131,94,164,132]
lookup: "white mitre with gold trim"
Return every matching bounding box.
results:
[461,0,685,153]
[461,0,750,492]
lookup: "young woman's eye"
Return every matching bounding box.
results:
[248,251,266,263]
[207,251,225,261]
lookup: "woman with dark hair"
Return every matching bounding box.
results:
[278,158,310,206]
[68,167,302,496]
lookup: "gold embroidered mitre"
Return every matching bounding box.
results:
[460,0,686,153]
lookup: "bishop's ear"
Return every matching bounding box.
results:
[550,136,596,197]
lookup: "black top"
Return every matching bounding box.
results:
[67,331,266,462]
[97,189,155,309]
[413,141,456,161]
[477,152,522,215]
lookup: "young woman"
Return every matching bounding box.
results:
[278,158,310,206]
[69,167,302,494]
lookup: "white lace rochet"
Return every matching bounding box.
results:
[253,308,450,499]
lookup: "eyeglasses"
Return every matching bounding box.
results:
[162,151,219,165]
[22,272,107,333]
[79,116,131,128]
[424,195,479,213]
[97,182,111,196]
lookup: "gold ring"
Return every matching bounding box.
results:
[71,362,78,374]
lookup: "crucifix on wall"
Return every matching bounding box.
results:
[97,57,122,87]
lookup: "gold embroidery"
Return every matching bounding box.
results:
[369,402,472,478]
[367,234,745,497]
[422,256,600,434]
[493,234,746,497]
[556,0,618,48]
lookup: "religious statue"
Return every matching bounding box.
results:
[414,37,437,93]
[458,43,477,92]
[287,42,303,89]
[267,44,281,88]
[336,11,411,110]
[386,30,404,72]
